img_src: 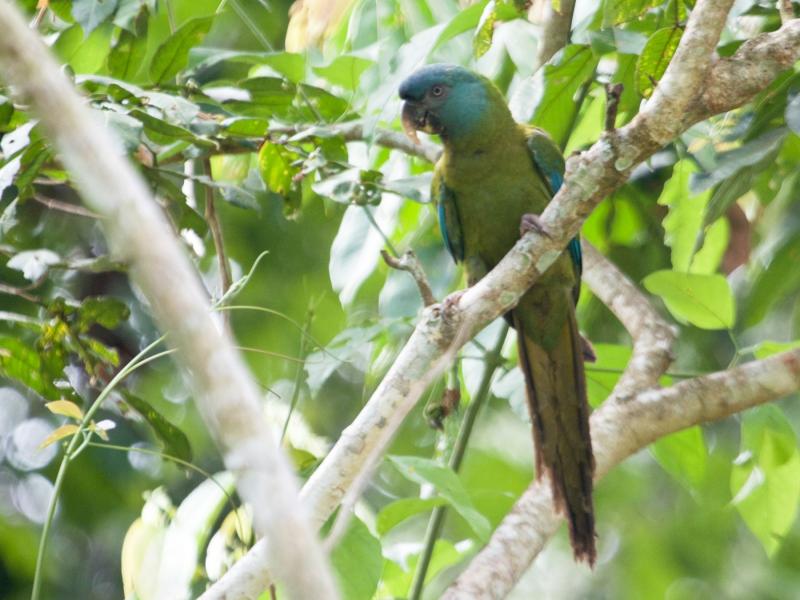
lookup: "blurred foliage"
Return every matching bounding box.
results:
[0,0,799,598]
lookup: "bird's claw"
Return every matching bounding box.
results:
[520,213,552,239]
[442,290,465,318]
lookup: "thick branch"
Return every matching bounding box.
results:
[0,3,339,599]
[205,3,800,596]
[445,348,800,598]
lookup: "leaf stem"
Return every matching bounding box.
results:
[202,159,233,315]
[31,336,167,600]
[408,323,509,600]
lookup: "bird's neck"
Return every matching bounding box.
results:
[440,102,519,156]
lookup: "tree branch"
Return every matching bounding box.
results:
[205,3,800,597]
[445,345,800,598]
[381,249,437,307]
[532,0,576,72]
[0,3,340,599]
[271,120,442,163]
[581,241,677,399]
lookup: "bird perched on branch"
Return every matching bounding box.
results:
[399,64,596,565]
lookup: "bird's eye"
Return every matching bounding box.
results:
[431,85,445,97]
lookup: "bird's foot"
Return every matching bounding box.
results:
[442,289,465,319]
[520,213,552,239]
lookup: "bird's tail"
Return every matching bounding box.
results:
[513,306,596,566]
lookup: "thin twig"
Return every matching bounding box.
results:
[202,159,233,305]
[33,194,101,218]
[380,249,436,307]
[604,83,624,132]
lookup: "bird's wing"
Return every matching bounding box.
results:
[525,127,582,283]
[433,166,465,263]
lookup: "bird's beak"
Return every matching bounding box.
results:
[401,101,424,145]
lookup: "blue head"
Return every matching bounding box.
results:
[399,64,495,143]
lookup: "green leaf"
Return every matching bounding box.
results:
[643,270,735,330]
[472,1,497,59]
[651,426,707,490]
[376,497,448,536]
[657,159,711,272]
[127,109,214,147]
[602,0,661,27]
[221,117,269,137]
[731,406,800,557]
[752,340,800,360]
[388,455,492,541]
[330,517,383,600]
[153,473,236,598]
[313,56,374,91]
[45,399,85,420]
[530,45,599,148]
[107,8,148,80]
[257,141,298,196]
[0,336,60,399]
[692,129,787,195]
[72,0,119,36]
[584,343,633,408]
[53,22,114,74]
[260,52,306,82]
[149,16,214,84]
[433,0,489,51]
[39,424,80,449]
[123,393,192,462]
[76,296,130,332]
[636,26,683,98]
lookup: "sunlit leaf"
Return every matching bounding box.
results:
[154,474,236,598]
[149,16,214,84]
[389,455,492,541]
[0,336,60,399]
[636,26,683,99]
[657,159,710,272]
[731,406,800,557]
[53,22,114,74]
[7,249,61,281]
[313,56,374,91]
[39,424,79,449]
[751,340,800,360]
[72,0,119,36]
[257,140,297,196]
[643,270,735,330]
[45,399,85,421]
[651,426,707,490]
[602,0,661,27]
[529,45,599,147]
[376,497,448,536]
[329,516,383,600]
[107,9,148,80]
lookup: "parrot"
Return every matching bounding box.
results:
[398,64,596,565]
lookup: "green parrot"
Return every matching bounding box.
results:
[399,64,596,565]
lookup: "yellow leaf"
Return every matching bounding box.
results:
[45,399,84,420]
[39,424,79,449]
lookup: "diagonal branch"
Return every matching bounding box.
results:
[205,2,800,596]
[0,2,340,599]
[444,347,800,598]
[581,241,677,399]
